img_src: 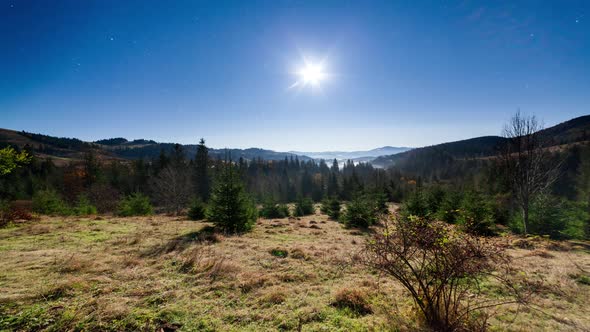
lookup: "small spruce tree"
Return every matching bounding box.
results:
[187,198,206,220]
[342,195,378,228]
[260,197,289,219]
[194,138,211,201]
[294,196,315,216]
[327,197,342,220]
[206,160,257,233]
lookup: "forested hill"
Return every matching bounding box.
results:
[372,115,590,170]
[371,136,506,169]
[537,114,590,146]
[102,142,312,162]
[0,129,312,163]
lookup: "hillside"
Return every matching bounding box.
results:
[102,142,312,162]
[0,129,311,163]
[371,136,506,169]
[0,129,123,166]
[372,115,590,170]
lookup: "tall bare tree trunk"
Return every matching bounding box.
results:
[499,111,560,236]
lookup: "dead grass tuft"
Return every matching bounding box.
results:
[527,249,555,259]
[179,246,239,281]
[37,282,76,301]
[512,238,537,249]
[53,254,90,274]
[238,272,268,293]
[276,271,315,283]
[120,255,142,268]
[332,287,373,315]
[143,225,220,256]
[290,247,308,260]
[260,287,287,305]
[28,224,51,235]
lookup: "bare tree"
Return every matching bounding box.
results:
[500,111,561,235]
[151,165,192,215]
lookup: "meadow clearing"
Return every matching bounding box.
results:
[1,209,589,331]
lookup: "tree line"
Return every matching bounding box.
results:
[1,112,589,239]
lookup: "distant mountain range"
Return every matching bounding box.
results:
[289,146,411,162]
[1,115,588,169]
[0,129,313,164]
[97,140,314,162]
[0,129,406,165]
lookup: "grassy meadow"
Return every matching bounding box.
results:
[1,207,589,331]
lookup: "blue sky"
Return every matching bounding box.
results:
[1,0,588,151]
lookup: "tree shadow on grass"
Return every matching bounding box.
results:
[141,225,220,257]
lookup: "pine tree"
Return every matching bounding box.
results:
[301,169,313,197]
[157,149,170,173]
[194,138,211,201]
[171,144,186,168]
[206,160,257,233]
[327,172,339,197]
[331,158,339,172]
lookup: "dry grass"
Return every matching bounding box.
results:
[0,214,588,331]
[332,287,373,315]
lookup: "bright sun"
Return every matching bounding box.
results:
[298,63,325,86]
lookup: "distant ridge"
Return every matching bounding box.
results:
[290,146,411,162]
[0,129,312,164]
[372,115,590,169]
[1,115,588,168]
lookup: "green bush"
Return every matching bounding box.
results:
[456,191,495,236]
[321,197,342,220]
[401,190,429,218]
[561,201,588,240]
[435,190,462,224]
[118,192,153,217]
[371,191,389,214]
[32,189,70,215]
[206,162,257,233]
[294,197,314,217]
[277,204,291,218]
[260,198,289,219]
[320,197,331,214]
[402,187,449,220]
[424,186,446,215]
[187,198,206,220]
[72,195,97,216]
[512,195,580,240]
[489,194,511,226]
[342,195,378,228]
[510,197,588,240]
[270,248,288,258]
